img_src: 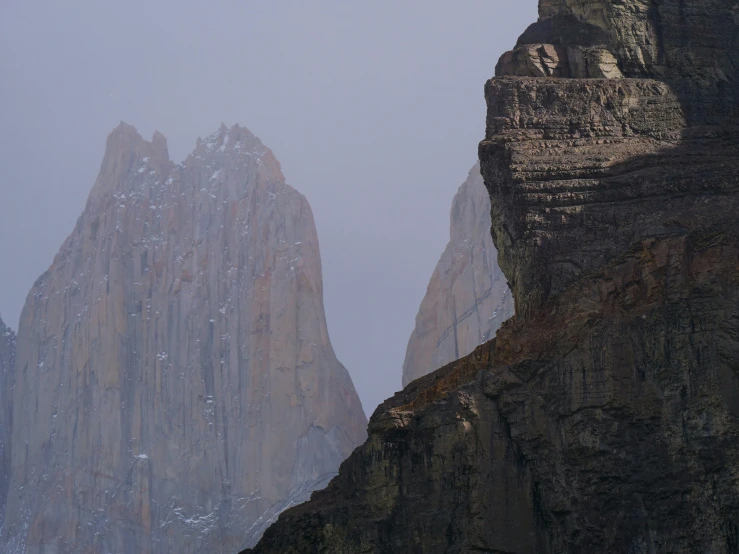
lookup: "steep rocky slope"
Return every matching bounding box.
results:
[0,315,15,530]
[402,164,512,387]
[245,1,739,552]
[1,123,367,553]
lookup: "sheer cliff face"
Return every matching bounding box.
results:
[486,0,739,318]
[0,315,15,529]
[247,2,739,553]
[1,123,367,554]
[402,164,512,387]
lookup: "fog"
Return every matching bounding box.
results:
[0,1,536,416]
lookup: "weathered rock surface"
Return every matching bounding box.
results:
[244,1,739,552]
[1,123,367,553]
[496,42,622,79]
[247,231,739,554]
[402,164,513,387]
[0,315,15,530]
[486,0,739,318]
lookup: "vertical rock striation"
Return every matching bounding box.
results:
[245,1,739,552]
[402,164,512,387]
[0,315,15,530]
[1,123,367,553]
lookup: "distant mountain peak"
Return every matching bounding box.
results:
[2,122,366,553]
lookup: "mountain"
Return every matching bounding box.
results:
[245,1,739,552]
[0,315,15,530]
[1,123,367,553]
[402,163,513,387]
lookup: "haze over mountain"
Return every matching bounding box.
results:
[403,163,513,387]
[1,123,366,553]
[0,1,538,415]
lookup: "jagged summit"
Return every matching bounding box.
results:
[89,122,286,214]
[190,124,285,188]
[196,123,260,152]
[2,122,367,553]
[88,122,171,204]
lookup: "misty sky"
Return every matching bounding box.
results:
[0,1,536,416]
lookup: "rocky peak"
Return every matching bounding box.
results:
[193,124,268,164]
[187,124,286,202]
[88,122,172,205]
[402,164,513,387]
[2,123,366,553]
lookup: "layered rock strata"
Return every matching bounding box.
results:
[0,315,15,530]
[245,1,739,552]
[1,123,367,553]
[402,164,512,387]
[487,0,739,317]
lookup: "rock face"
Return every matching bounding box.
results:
[487,0,739,318]
[402,164,512,387]
[0,315,15,530]
[1,123,367,553]
[245,1,739,553]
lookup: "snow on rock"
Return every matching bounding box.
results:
[1,123,367,553]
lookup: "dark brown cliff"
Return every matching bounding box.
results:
[244,1,739,552]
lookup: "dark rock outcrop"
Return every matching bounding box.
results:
[1,123,367,553]
[247,231,739,553]
[244,1,739,552]
[402,164,512,387]
[488,0,739,318]
[0,314,15,530]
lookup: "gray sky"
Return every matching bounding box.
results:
[0,1,536,416]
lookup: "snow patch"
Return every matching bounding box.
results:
[219,134,229,152]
